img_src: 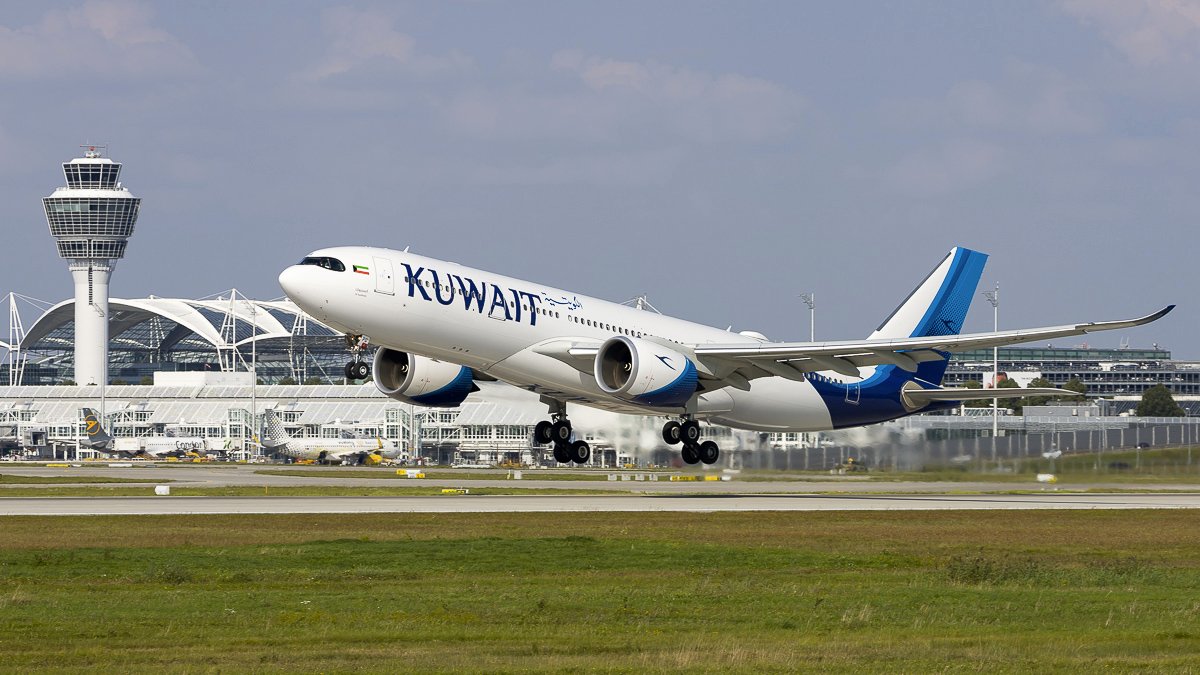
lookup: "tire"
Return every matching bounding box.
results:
[352,361,370,380]
[551,420,573,444]
[680,420,701,444]
[553,444,570,463]
[680,443,700,465]
[698,440,720,465]
[662,421,682,445]
[343,362,356,379]
[569,440,591,464]
[534,421,554,445]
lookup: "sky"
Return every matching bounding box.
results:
[0,1,1195,355]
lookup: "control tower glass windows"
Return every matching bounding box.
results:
[63,162,121,189]
[299,257,346,272]
[44,198,139,237]
[56,240,127,258]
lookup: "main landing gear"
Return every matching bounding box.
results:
[344,334,371,381]
[662,418,720,465]
[533,397,590,465]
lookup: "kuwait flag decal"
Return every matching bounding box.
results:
[353,264,370,275]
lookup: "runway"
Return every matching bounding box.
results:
[2,492,1199,515]
[3,464,1196,494]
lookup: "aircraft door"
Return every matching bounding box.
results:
[373,257,394,295]
[844,381,861,405]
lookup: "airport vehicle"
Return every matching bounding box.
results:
[80,408,209,458]
[278,246,1172,466]
[261,408,399,465]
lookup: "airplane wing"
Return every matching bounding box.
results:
[691,306,1175,385]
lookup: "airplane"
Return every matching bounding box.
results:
[261,408,400,465]
[80,408,210,458]
[80,408,115,452]
[278,246,1173,466]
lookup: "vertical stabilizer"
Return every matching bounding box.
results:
[870,247,988,340]
[262,408,292,449]
[81,408,113,449]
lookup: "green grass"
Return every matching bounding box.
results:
[740,446,1200,485]
[0,474,165,485]
[0,511,1198,672]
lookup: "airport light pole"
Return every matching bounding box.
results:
[250,298,258,459]
[982,283,1000,462]
[799,292,815,342]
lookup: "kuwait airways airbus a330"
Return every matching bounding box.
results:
[279,246,1171,466]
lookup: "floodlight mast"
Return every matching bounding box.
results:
[982,283,1000,446]
[42,145,141,387]
[799,292,815,342]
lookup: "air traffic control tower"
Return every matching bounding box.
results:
[42,146,141,386]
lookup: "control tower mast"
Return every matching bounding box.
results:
[42,146,141,386]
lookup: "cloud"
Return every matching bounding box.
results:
[456,148,683,187]
[297,7,469,81]
[884,139,1007,196]
[1060,0,1200,65]
[884,63,1102,136]
[550,50,804,143]
[0,0,199,79]
[443,51,804,145]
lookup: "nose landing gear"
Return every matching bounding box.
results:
[662,418,720,465]
[534,397,590,465]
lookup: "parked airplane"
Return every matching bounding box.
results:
[278,246,1172,466]
[80,408,114,452]
[261,408,399,465]
[80,408,210,458]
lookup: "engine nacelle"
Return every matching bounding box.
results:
[594,336,699,408]
[372,348,476,407]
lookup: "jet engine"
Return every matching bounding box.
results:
[594,336,699,408]
[372,348,477,407]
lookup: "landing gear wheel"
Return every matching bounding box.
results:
[662,421,682,445]
[681,443,700,465]
[553,444,570,464]
[698,440,720,465]
[534,421,554,445]
[351,361,370,380]
[551,420,573,444]
[568,440,591,464]
[343,362,355,379]
[680,420,701,445]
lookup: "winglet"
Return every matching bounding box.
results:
[1080,305,1175,334]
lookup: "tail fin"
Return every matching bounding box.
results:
[870,247,988,340]
[81,408,113,449]
[262,409,292,449]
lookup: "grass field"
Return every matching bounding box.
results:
[1,510,1198,672]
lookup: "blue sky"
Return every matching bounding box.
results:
[0,1,1194,354]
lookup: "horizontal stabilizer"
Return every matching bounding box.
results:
[904,387,1080,406]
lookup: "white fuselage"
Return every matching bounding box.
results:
[281,247,843,432]
[113,436,209,457]
[271,437,398,462]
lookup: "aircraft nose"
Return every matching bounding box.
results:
[278,265,304,299]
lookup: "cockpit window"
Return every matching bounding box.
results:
[299,256,346,272]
